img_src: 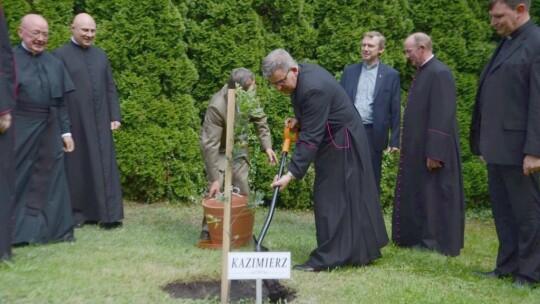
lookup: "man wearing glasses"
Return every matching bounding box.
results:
[393,32,464,257]
[265,49,388,272]
[12,14,76,245]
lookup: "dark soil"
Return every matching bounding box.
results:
[163,279,296,303]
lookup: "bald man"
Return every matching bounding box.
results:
[12,14,76,245]
[53,13,123,229]
[392,33,464,257]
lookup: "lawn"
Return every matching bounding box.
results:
[0,202,538,303]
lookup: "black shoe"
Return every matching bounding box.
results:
[473,270,512,279]
[199,230,211,241]
[100,222,123,230]
[76,221,98,228]
[293,261,319,272]
[513,278,538,289]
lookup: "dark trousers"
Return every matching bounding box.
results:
[364,124,382,193]
[487,164,540,283]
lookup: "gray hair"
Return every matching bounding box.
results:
[409,32,433,51]
[363,31,386,49]
[489,0,530,10]
[228,68,254,90]
[262,49,297,80]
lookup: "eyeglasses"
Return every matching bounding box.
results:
[20,27,49,39]
[403,47,421,55]
[268,69,291,87]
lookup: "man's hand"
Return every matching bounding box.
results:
[523,154,540,176]
[63,136,75,153]
[478,155,486,164]
[271,173,293,191]
[386,146,400,153]
[0,113,12,133]
[207,180,220,198]
[111,121,121,130]
[266,148,277,166]
[284,117,299,130]
[426,157,442,171]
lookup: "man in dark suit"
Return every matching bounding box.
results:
[264,49,388,272]
[340,31,401,192]
[470,0,540,288]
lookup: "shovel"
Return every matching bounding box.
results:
[254,122,298,252]
[252,122,298,303]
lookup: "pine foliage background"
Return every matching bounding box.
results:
[4,0,536,207]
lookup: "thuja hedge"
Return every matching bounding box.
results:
[4,0,537,208]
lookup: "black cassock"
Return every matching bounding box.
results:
[12,46,75,244]
[0,9,15,259]
[287,63,388,269]
[392,57,465,256]
[53,41,123,225]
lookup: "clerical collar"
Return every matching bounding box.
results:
[419,54,435,68]
[21,42,30,52]
[507,19,533,40]
[363,61,379,70]
[20,42,40,56]
[71,37,80,45]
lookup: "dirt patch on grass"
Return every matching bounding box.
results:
[163,279,296,303]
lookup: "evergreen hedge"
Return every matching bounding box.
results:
[4,0,537,208]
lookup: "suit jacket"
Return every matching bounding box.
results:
[340,61,401,151]
[470,21,540,165]
[200,85,272,183]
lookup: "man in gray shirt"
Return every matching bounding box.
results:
[341,31,401,192]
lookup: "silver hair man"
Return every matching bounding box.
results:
[262,48,297,80]
[228,67,254,90]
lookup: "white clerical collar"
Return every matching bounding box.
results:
[21,42,30,52]
[71,37,80,45]
[420,54,435,67]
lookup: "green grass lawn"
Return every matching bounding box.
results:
[0,202,538,303]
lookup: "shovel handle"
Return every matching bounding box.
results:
[282,123,298,153]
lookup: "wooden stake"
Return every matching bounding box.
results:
[221,88,236,303]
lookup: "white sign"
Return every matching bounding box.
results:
[228,252,291,280]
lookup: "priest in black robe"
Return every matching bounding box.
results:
[12,14,76,245]
[393,33,465,256]
[264,49,388,272]
[0,6,16,260]
[53,13,123,229]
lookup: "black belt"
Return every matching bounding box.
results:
[364,124,373,129]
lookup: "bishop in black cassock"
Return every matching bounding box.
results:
[0,6,16,259]
[12,14,75,245]
[393,33,464,256]
[264,49,388,271]
[53,13,123,228]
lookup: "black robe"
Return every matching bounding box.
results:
[53,41,123,224]
[0,8,15,259]
[392,57,465,256]
[12,45,75,245]
[287,63,388,269]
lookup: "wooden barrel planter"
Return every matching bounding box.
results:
[198,194,254,249]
